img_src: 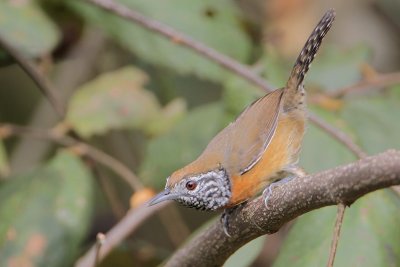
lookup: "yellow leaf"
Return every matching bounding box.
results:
[130,188,156,208]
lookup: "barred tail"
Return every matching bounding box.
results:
[286,9,336,90]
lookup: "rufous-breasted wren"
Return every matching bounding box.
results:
[149,9,335,234]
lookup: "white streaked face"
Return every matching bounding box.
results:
[169,168,231,211]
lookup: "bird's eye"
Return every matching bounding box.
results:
[185,181,197,191]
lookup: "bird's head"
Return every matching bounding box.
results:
[148,167,231,211]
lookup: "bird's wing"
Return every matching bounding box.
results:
[200,88,284,175]
[227,88,284,174]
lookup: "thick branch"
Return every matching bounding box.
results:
[165,150,400,267]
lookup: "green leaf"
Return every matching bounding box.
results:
[66,66,185,137]
[139,102,226,188]
[0,149,93,267]
[273,190,400,267]
[222,76,263,118]
[262,44,370,92]
[225,236,265,267]
[341,92,400,154]
[262,48,291,88]
[0,140,10,178]
[145,97,187,137]
[0,1,60,57]
[301,107,356,173]
[67,0,251,82]
[376,0,400,30]
[388,85,400,100]
[308,45,370,91]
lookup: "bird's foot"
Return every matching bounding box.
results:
[220,209,233,237]
[263,165,306,208]
[220,203,247,237]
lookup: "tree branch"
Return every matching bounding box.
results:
[75,202,169,267]
[10,28,106,173]
[0,123,143,191]
[0,34,65,117]
[307,113,367,159]
[164,150,400,267]
[329,71,400,98]
[94,233,106,267]
[84,0,275,92]
[83,0,364,159]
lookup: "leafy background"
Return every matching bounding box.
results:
[0,0,400,266]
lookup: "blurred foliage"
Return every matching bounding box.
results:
[341,90,400,153]
[0,150,93,267]
[225,236,266,267]
[0,140,10,177]
[273,190,400,267]
[67,0,251,82]
[139,103,226,188]
[66,66,186,137]
[0,0,400,267]
[308,45,370,91]
[0,1,60,58]
[223,76,264,116]
[300,108,356,172]
[377,0,400,30]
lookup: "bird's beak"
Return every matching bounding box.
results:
[148,189,178,206]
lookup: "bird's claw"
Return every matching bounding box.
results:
[221,210,232,237]
[263,175,297,208]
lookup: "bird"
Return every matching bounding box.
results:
[149,9,335,234]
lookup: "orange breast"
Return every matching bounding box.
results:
[227,113,305,207]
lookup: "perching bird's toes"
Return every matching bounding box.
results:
[220,209,233,237]
[263,176,296,208]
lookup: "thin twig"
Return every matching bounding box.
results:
[84,0,275,92]
[10,28,106,172]
[314,68,400,267]
[329,71,400,98]
[0,35,65,117]
[309,112,366,267]
[75,202,169,267]
[158,206,190,247]
[313,68,392,266]
[308,113,367,159]
[1,123,192,267]
[95,166,127,218]
[81,143,144,190]
[327,203,346,267]
[84,0,364,160]
[94,233,106,267]
[0,123,142,191]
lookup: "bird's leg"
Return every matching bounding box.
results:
[221,202,247,237]
[263,165,306,208]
